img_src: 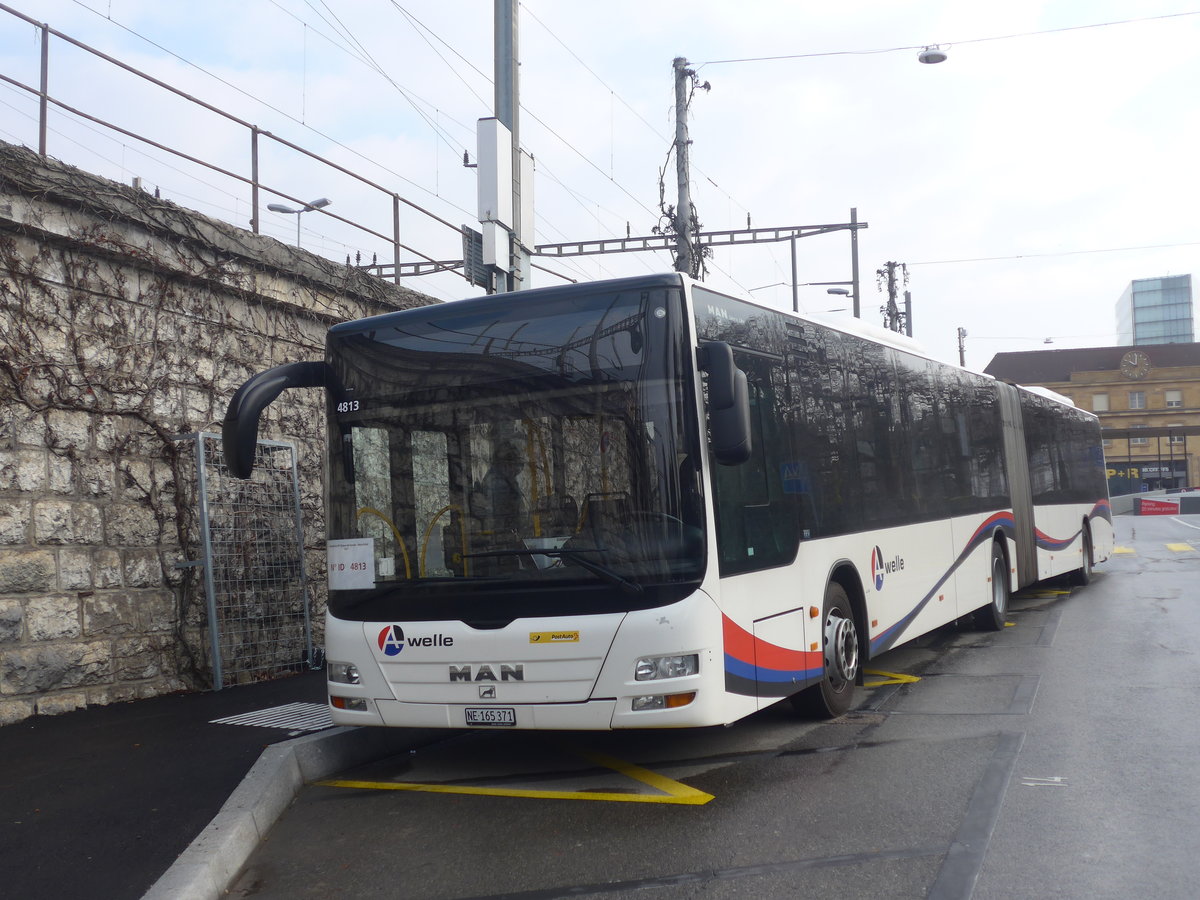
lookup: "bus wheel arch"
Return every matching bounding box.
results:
[830,564,870,670]
[792,564,865,719]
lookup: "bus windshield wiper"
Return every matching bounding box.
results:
[462,547,643,594]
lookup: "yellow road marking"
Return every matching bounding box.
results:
[575,749,714,804]
[317,748,714,805]
[1112,546,1136,555]
[1016,588,1070,600]
[1166,543,1195,553]
[863,669,921,687]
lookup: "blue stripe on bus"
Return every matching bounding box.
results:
[723,653,821,685]
[724,654,822,697]
[1034,530,1077,551]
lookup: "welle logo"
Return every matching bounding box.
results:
[871,546,905,591]
[377,624,454,656]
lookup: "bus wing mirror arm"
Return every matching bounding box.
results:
[697,342,752,466]
[222,361,332,478]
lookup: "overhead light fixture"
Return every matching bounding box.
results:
[918,45,948,64]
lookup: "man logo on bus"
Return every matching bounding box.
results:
[378,624,405,656]
[871,546,905,591]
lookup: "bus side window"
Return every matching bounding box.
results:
[712,368,799,576]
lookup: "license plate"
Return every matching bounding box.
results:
[465,707,516,726]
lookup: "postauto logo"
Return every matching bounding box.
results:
[871,546,905,591]
[377,624,405,656]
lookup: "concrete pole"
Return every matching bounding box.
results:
[38,24,49,156]
[495,0,527,290]
[850,207,860,318]
[790,236,799,313]
[673,57,693,276]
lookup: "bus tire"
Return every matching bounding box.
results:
[1070,526,1093,586]
[792,582,859,719]
[973,541,1009,631]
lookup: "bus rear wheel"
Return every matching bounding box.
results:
[973,541,1009,631]
[792,582,859,719]
[1070,527,1093,586]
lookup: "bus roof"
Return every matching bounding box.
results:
[1016,384,1079,409]
[332,273,982,378]
[330,273,686,335]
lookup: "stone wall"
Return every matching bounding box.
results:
[0,142,437,725]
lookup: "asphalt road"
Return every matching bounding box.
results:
[0,670,328,900]
[229,514,1200,900]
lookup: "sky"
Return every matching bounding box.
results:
[2,0,1198,370]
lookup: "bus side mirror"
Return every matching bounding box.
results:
[222,361,330,478]
[698,342,752,466]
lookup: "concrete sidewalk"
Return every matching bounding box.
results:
[0,670,427,900]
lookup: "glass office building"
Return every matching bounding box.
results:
[1116,274,1194,345]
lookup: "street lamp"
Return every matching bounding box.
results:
[267,197,331,247]
[918,45,948,64]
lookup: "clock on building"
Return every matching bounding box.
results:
[1120,350,1152,379]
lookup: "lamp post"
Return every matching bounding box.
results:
[267,197,331,248]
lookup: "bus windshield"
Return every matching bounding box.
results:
[324,280,705,621]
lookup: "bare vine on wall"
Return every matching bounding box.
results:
[0,222,326,687]
[0,142,435,707]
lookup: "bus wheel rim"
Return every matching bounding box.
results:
[992,559,1007,616]
[825,613,858,686]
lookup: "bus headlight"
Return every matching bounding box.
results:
[635,654,698,681]
[328,662,361,685]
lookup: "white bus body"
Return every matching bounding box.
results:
[224,274,1112,730]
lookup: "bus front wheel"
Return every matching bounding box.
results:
[792,582,859,719]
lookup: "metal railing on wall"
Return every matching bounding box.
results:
[0,2,468,285]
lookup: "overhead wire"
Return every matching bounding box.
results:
[382,1,667,270]
[276,0,478,145]
[697,10,1200,67]
[42,1,1200,297]
[522,4,756,225]
[65,0,477,228]
[57,0,592,289]
[910,240,1200,267]
[312,0,479,161]
[518,5,779,288]
[386,1,493,109]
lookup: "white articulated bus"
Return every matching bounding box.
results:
[224,273,1112,730]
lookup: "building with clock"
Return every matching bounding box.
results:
[984,342,1200,494]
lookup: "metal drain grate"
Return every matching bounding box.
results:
[210,702,334,733]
